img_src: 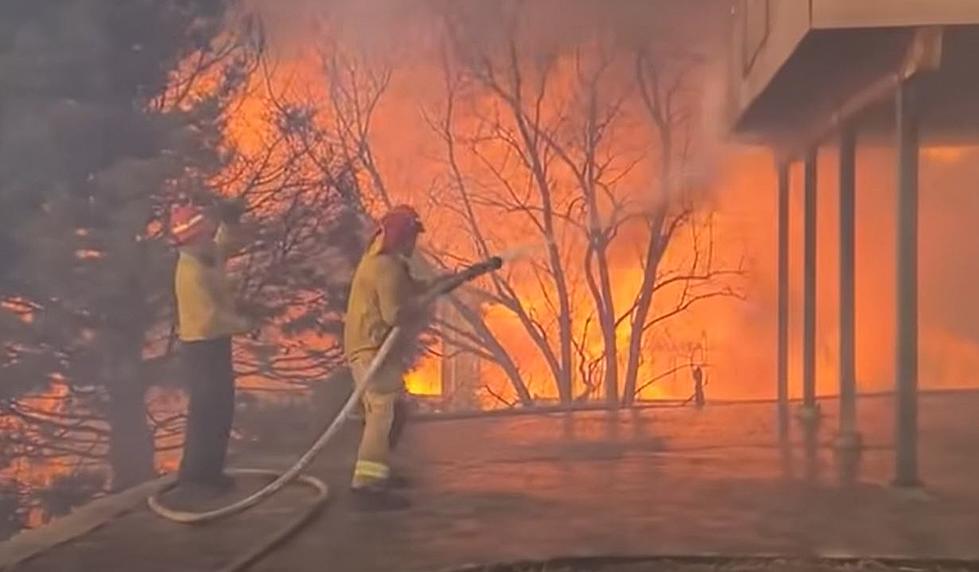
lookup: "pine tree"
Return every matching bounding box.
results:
[0,0,230,489]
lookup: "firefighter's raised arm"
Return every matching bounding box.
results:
[213,198,248,259]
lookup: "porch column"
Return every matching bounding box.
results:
[800,148,820,421]
[837,126,861,449]
[777,162,790,438]
[894,81,920,487]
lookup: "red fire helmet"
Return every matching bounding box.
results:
[170,204,216,246]
[377,205,425,253]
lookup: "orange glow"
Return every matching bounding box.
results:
[10,17,979,530]
[207,33,979,407]
[1,297,36,324]
[75,249,104,260]
[922,145,967,164]
[405,353,442,397]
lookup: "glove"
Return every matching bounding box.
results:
[396,303,427,327]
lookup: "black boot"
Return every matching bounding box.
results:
[200,473,237,493]
[174,472,236,498]
[167,476,234,509]
[350,485,411,511]
[386,473,413,489]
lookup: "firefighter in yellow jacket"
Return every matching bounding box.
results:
[171,200,251,491]
[344,205,429,510]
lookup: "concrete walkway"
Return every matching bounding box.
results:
[8,392,979,572]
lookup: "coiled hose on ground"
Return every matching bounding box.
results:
[147,256,505,572]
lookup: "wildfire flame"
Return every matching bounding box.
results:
[7,3,979,529]
[202,9,979,407]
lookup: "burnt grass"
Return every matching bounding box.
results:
[452,558,979,572]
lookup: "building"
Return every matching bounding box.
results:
[727,0,979,486]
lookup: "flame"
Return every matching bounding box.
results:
[10,13,979,527]
[1,297,36,324]
[205,33,979,407]
[405,355,442,397]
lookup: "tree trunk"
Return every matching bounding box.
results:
[622,119,673,405]
[105,353,154,490]
[552,245,575,404]
[585,240,620,407]
[597,249,619,407]
[621,232,663,405]
[512,108,574,404]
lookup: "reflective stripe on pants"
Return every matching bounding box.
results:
[349,356,404,488]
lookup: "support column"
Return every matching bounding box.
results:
[800,149,820,421]
[777,162,790,439]
[894,81,920,487]
[837,126,861,449]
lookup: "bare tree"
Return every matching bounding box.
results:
[421,50,539,405]
[429,8,743,407]
[531,45,642,407]
[317,43,395,210]
[441,20,579,403]
[618,45,744,405]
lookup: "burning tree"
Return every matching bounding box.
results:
[615,43,746,406]
[212,69,374,395]
[221,0,744,410]
[416,2,744,407]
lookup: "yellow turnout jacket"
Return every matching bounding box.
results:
[174,224,251,342]
[343,238,427,362]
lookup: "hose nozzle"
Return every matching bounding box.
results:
[429,256,505,298]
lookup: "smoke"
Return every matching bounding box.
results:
[239,0,436,59]
[240,0,730,59]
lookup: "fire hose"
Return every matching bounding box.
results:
[147,255,505,572]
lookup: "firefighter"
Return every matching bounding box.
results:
[343,205,429,510]
[171,199,252,493]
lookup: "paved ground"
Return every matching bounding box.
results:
[457,559,979,571]
[9,391,979,572]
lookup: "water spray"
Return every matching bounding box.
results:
[496,238,555,263]
[147,254,507,572]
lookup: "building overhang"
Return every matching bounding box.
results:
[810,0,979,30]
[728,1,979,157]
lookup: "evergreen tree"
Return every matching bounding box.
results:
[0,0,230,489]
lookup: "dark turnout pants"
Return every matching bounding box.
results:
[390,397,410,449]
[179,336,235,485]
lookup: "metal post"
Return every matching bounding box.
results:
[894,81,920,487]
[800,148,820,421]
[777,162,790,439]
[837,126,861,449]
